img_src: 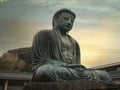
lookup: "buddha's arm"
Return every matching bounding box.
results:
[32,30,68,70]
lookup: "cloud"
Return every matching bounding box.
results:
[0,0,8,3]
[0,18,51,56]
[0,0,120,26]
[96,49,120,54]
[69,29,120,67]
[0,18,50,39]
[73,0,120,30]
[84,51,120,67]
[0,37,16,42]
[0,0,120,67]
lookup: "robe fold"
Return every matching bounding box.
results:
[32,29,80,71]
[32,29,111,82]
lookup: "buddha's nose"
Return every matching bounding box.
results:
[67,20,72,25]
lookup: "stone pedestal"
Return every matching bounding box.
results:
[24,82,120,90]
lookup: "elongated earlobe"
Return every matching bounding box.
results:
[53,19,58,29]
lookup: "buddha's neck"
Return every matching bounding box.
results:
[56,29,68,36]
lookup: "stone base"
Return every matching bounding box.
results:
[24,82,120,90]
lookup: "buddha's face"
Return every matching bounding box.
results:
[55,12,75,33]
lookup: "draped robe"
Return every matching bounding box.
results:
[32,29,111,82]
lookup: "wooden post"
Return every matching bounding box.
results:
[4,80,8,90]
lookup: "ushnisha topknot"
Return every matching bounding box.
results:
[53,8,76,19]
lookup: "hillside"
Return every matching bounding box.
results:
[0,47,32,72]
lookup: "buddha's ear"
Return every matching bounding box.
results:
[52,18,58,29]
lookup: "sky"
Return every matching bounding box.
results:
[0,0,120,67]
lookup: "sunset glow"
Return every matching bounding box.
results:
[0,0,120,67]
[0,0,7,2]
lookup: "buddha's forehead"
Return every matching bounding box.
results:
[60,12,75,19]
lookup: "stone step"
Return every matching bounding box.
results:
[24,82,120,90]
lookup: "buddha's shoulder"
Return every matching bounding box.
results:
[35,29,54,36]
[37,29,52,34]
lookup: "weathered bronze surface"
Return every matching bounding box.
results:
[32,8,111,82]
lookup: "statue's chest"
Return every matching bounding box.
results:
[60,36,74,64]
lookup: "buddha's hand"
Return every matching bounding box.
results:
[66,64,86,70]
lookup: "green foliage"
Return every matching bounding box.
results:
[0,60,11,71]
[8,47,32,63]
[24,64,32,72]
[0,47,32,72]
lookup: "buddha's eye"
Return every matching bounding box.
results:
[64,17,69,20]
